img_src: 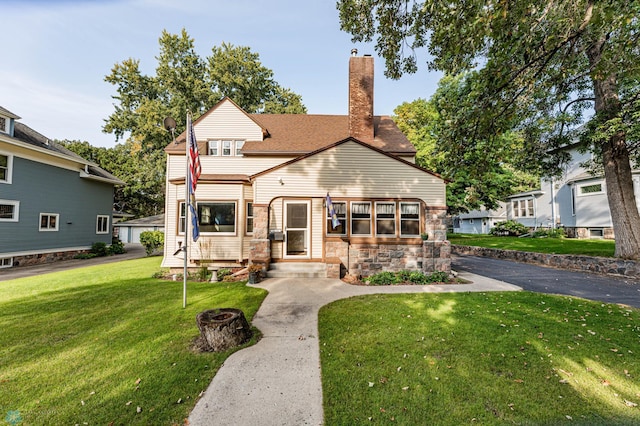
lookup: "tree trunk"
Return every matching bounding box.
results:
[196,308,252,352]
[588,38,640,259]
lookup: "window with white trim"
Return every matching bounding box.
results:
[96,215,109,234]
[0,153,12,184]
[0,257,12,268]
[178,202,186,234]
[236,140,245,156]
[326,201,347,235]
[246,202,254,234]
[0,117,6,133]
[222,140,232,156]
[375,202,396,236]
[198,201,236,234]
[207,140,219,156]
[0,200,19,221]
[571,186,576,216]
[512,199,534,218]
[351,202,371,235]
[207,139,245,157]
[39,213,59,231]
[579,183,603,195]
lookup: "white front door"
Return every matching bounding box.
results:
[284,200,310,259]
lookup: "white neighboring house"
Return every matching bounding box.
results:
[114,214,165,244]
[507,144,640,239]
[451,205,507,234]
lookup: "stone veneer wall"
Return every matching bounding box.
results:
[249,204,271,267]
[11,249,90,268]
[325,240,451,277]
[452,245,640,279]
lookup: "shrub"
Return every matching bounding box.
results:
[531,228,565,238]
[425,271,450,283]
[408,271,428,284]
[90,242,109,257]
[140,231,164,256]
[108,240,126,255]
[366,271,400,285]
[490,220,529,236]
[364,270,450,285]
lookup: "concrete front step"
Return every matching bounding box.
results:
[266,262,327,278]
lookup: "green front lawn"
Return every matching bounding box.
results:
[0,257,267,425]
[448,233,616,257]
[320,292,640,425]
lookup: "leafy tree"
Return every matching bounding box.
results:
[393,77,538,213]
[100,29,305,217]
[339,1,640,258]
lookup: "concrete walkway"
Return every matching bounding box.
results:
[188,273,521,425]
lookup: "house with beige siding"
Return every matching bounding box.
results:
[161,53,449,278]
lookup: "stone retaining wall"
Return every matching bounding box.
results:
[452,245,640,279]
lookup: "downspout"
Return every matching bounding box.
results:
[550,178,556,229]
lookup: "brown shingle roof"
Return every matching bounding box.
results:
[165,113,416,156]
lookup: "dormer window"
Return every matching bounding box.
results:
[207,140,245,157]
[0,117,6,133]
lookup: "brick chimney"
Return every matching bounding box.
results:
[348,50,374,143]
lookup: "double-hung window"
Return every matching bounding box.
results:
[39,213,59,231]
[0,153,12,184]
[0,200,19,222]
[512,199,534,218]
[236,141,245,156]
[96,215,109,234]
[246,202,254,234]
[351,202,371,235]
[375,202,396,236]
[178,202,187,234]
[327,201,347,235]
[400,202,420,236]
[221,140,232,156]
[208,140,245,156]
[208,140,219,156]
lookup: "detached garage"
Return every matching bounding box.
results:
[115,214,164,244]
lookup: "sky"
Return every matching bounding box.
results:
[2,0,442,148]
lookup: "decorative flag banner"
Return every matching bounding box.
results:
[326,193,340,229]
[187,113,201,242]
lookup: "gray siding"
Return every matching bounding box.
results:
[0,156,114,255]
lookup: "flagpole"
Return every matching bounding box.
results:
[183,113,190,309]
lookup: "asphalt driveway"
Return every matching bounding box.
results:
[453,254,640,308]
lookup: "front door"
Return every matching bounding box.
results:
[284,200,310,258]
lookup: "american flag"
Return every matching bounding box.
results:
[187,113,201,242]
[187,113,202,195]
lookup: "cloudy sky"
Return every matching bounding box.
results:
[3,0,441,147]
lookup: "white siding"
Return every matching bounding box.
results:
[194,100,263,141]
[253,141,445,205]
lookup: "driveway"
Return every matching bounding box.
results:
[452,254,640,308]
[0,244,147,281]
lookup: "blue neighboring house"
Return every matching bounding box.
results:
[0,106,124,268]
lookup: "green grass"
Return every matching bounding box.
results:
[448,233,616,257]
[0,257,267,425]
[320,292,640,425]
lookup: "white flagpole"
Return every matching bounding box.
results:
[183,113,190,309]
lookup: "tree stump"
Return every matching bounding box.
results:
[196,308,252,352]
